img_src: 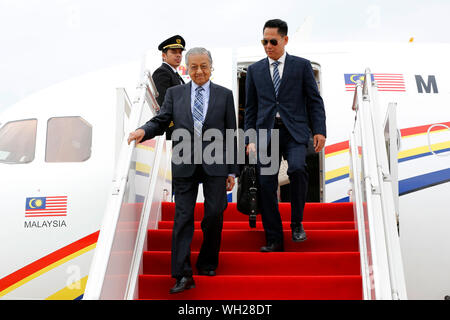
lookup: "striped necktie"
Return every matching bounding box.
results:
[272,60,281,96]
[193,86,204,136]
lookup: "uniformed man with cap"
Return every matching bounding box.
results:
[153,35,186,140]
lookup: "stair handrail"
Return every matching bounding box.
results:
[349,69,407,300]
[83,66,166,300]
[369,80,407,300]
[144,69,160,113]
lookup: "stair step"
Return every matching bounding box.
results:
[138,275,363,300]
[157,220,355,230]
[147,229,359,252]
[138,201,362,300]
[161,202,354,222]
[143,251,361,276]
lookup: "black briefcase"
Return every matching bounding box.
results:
[237,164,260,228]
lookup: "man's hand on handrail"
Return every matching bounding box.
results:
[127,129,145,145]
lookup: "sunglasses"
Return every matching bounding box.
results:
[261,39,279,46]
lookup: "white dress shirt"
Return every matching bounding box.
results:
[163,62,178,73]
[190,80,234,178]
[268,51,286,80]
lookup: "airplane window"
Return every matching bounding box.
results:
[46,117,92,162]
[0,119,37,164]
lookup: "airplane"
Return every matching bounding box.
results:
[0,37,449,300]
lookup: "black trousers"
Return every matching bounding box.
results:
[171,165,227,279]
[257,122,309,244]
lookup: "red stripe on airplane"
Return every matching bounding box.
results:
[400,121,450,137]
[25,215,67,218]
[323,122,450,155]
[0,231,100,293]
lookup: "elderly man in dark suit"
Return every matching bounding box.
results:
[245,19,326,252]
[128,47,238,294]
[153,35,186,140]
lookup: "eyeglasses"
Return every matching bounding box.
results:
[189,64,210,72]
[261,39,278,46]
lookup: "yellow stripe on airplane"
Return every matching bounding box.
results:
[325,166,349,181]
[0,243,96,298]
[45,276,88,300]
[398,141,450,159]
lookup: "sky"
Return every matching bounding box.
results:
[1,0,450,112]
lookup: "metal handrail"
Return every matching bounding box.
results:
[349,128,371,299]
[124,134,166,299]
[146,69,159,99]
[143,70,160,113]
[357,78,391,299]
[427,124,450,157]
[350,68,407,300]
[83,70,157,300]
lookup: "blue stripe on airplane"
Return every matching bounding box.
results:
[399,168,450,196]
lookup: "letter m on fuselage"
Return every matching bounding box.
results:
[415,75,439,93]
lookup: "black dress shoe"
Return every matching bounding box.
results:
[291,223,307,242]
[260,242,284,252]
[169,276,195,294]
[198,269,216,276]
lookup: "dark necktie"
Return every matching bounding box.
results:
[176,72,184,84]
[272,60,281,96]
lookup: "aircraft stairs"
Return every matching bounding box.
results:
[83,68,407,300]
[140,201,360,300]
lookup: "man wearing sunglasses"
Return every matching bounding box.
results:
[244,19,326,252]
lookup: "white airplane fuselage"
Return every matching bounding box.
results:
[0,42,449,300]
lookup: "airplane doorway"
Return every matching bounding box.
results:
[237,62,325,203]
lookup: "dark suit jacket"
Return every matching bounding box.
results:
[244,53,326,146]
[152,63,185,106]
[139,81,239,178]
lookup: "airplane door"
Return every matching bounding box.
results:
[307,62,325,202]
[236,61,325,203]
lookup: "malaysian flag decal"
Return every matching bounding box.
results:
[25,196,68,218]
[344,73,406,92]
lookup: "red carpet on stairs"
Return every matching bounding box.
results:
[138,202,362,300]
